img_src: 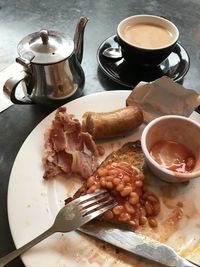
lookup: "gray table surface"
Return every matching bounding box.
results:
[0,0,200,266]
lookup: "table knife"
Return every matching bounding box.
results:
[78,222,199,267]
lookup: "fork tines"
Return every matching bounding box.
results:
[79,190,117,218]
[76,189,109,203]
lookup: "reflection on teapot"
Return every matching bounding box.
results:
[3,16,88,107]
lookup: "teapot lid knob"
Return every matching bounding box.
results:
[40,30,49,45]
[17,29,74,64]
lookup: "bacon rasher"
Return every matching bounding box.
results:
[43,107,98,179]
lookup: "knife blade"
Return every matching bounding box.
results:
[78,221,198,267]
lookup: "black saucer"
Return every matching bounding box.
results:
[97,35,190,88]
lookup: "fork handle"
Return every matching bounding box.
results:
[0,227,54,267]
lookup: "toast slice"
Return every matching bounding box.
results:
[72,141,160,230]
[73,141,143,196]
[101,141,144,171]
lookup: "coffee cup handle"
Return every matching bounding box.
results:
[3,69,33,104]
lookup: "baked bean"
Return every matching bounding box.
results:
[105,210,114,219]
[120,186,132,197]
[125,182,132,188]
[113,178,121,185]
[87,185,97,194]
[96,181,100,186]
[105,175,114,182]
[152,203,160,216]
[116,183,124,192]
[145,202,153,216]
[95,188,101,192]
[98,168,108,177]
[148,217,158,227]
[123,175,130,183]
[129,219,139,228]
[105,181,113,189]
[147,195,159,202]
[135,180,143,187]
[113,205,124,215]
[87,176,95,187]
[140,207,147,216]
[129,192,139,205]
[108,169,119,176]
[143,191,157,200]
[125,202,135,214]
[139,215,147,225]
[119,212,131,222]
[136,174,144,181]
[186,157,195,170]
[100,177,106,187]
[130,191,139,198]
[136,202,141,208]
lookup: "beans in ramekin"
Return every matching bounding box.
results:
[86,162,160,229]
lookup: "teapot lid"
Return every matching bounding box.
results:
[17,29,74,64]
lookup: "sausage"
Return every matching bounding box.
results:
[82,105,143,139]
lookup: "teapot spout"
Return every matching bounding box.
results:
[74,16,89,64]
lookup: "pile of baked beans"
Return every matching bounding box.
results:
[86,162,160,229]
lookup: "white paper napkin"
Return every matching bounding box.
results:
[126,76,200,122]
[0,63,25,112]
[0,90,12,112]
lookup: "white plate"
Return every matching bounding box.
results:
[7,90,200,267]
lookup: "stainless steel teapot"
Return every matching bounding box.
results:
[4,16,88,107]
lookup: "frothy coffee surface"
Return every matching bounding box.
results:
[123,23,174,49]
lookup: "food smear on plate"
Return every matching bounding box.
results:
[150,140,196,173]
[82,105,143,139]
[73,141,160,230]
[43,107,99,179]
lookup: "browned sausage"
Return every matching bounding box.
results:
[82,105,143,139]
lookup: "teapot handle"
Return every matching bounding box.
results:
[3,68,33,104]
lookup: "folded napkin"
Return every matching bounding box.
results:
[0,90,12,112]
[0,63,25,112]
[126,76,200,122]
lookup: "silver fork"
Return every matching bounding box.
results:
[0,190,117,267]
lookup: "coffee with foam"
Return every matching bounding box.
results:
[117,15,179,66]
[123,23,175,49]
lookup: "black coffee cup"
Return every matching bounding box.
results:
[117,15,179,67]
